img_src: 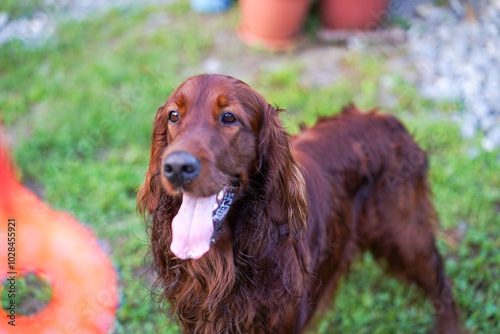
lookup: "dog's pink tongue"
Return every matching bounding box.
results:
[170,193,215,260]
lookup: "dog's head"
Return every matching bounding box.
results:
[138,74,307,260]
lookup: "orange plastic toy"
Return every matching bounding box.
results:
[0,140,119,333]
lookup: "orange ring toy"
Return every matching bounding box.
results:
[0,143,119,333]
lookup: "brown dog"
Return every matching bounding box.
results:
[137,74,460,333]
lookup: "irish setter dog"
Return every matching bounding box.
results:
[137,74,460,333]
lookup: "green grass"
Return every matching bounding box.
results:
[1,273,52,315]
[0,0,46,20]
[1,2,499,333]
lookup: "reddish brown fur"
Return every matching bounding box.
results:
[137,74,460,333]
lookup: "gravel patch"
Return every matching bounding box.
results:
[0,0,177,46]
[406,0,500,151]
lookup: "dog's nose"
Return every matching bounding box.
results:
[163,151,200,186]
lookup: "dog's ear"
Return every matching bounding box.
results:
[137,105,169,219]
[257,103,308,236]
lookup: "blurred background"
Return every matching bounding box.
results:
[0,0,499,333]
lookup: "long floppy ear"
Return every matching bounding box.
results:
[258,103,308,236]
[137,105,181,304]
[137,105,169,219]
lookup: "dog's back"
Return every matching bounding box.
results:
[292,106,459,333]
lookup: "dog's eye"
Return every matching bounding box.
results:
[221,112,238,125]
[168,110,180,124]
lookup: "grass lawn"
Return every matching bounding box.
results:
[1,2,499,333]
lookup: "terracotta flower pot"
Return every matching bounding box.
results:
[238,0,312,51]
[320,0,390,31]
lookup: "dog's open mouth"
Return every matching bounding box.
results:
[170,184,236,260]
